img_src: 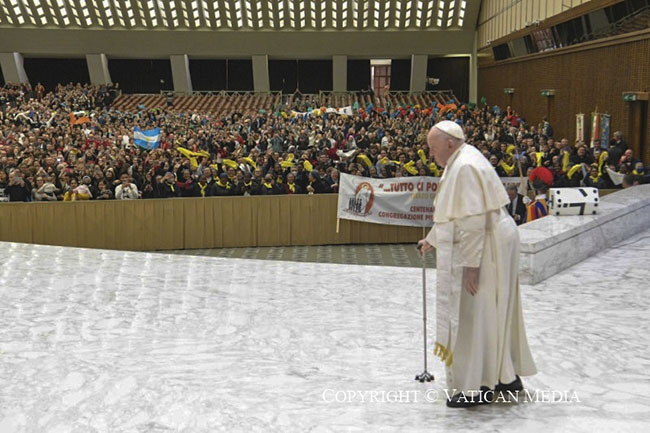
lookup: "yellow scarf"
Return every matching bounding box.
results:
[562,150,571,172]
[218,180,230,189]
[263,182,273,189]
[403,160,418,175]
[198,182,208,197]
[598,151,608,176]
[499,160,515,176]
[288,183,295,193]
[417,149,428,165]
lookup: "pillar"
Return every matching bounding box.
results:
[409,54,427,93]
[170,54,192,94]
[85,54,112,85]
[332,55,347,92]
[252,55,270,92]
[0,52,29,84]
[469,32,478,104]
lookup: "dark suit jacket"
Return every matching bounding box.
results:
[506,193,527,225]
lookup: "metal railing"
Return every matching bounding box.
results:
[578,5,650,44]
[159,90,282,97]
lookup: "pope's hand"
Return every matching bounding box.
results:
[417,239,433,256]
[523,195,532,205]
[463,267,480,296]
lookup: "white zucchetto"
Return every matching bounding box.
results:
[433,120,465,141]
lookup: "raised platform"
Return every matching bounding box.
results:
[1,230,650,431]
[519,185,650,284]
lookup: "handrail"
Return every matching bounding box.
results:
[318,90,455,97]
[159,90,283,96]
[578,5,650,44]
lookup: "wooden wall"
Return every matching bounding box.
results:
[478,30,650,163]
[0,195,423,251]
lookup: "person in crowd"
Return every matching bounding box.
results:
[526,179,549,222]
[96,180,114,200]
[622,174,641,189]
[505,185,527,225]
[176,169,195,198]
[7,170,31,202]
[157,172,179,198]
[193,174,215,197]
[283,172,303,194]
[32,176,58,201]
[115,173,139,200]
[608,131,627,166]
[213,173,232,196]
[259,173,281,195]
[306,170,332,194]
[63,178,92,201]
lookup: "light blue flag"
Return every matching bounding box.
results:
[134,127,160,150]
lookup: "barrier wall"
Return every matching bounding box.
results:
[519,185,650,284]
[0,195,424,251]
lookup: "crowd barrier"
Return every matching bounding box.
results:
[0,190,620,251]
[0,194,423,251]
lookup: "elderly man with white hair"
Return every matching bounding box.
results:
[418,120,537,408]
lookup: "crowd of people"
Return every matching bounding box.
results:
[1,82,647,205]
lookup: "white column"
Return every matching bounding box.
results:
[332,55,347,92]
[409,54,427,93]
[0,52,29,84]
[469,33,478,104]
[170,54,193,94]
[85,54,112,85]
[252,55,270,92]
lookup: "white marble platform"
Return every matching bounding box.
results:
[1,231,650,432]
[519,184,650,284]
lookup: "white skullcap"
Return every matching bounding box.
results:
[433,120,465,141]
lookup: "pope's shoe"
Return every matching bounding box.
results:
[494,375,523,393]
[446,387,494,408]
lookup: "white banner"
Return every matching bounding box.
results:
[337,173,523,227]
[576,113,584,143]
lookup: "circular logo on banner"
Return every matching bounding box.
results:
[350,182,374,216]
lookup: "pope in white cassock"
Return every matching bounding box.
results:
[418,121,537,408]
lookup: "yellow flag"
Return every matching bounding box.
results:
[357,154,372,168]
[417,149,428,165]
[242,157,257,169]
[222,159,238,170]
[567,164,582,179]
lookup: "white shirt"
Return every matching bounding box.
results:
[115,183,139,200]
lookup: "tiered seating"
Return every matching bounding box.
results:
[111,92,282,114]
[111,90,459,114]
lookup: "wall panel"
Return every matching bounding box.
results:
[478,32,650,161]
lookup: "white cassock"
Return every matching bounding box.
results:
[425,143,537,394]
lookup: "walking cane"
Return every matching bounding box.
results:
[415,242,434,382]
